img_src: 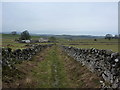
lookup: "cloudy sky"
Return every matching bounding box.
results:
[2,2,118,35]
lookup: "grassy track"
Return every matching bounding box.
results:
[31,45,102,88]
[3,45,102,88]
[31,45,69,88]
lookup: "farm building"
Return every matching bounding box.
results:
[39,38,49,43]
[20,40,31,43]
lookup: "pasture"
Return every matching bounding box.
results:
[2,34,28,49]
[1,33,119,52]
[60,38,119,52]
[1,34,51,50]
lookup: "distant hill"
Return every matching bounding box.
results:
[35,34,105,40]
[54,35,104,39]
[1,32,105,39]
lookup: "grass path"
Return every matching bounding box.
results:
[31,45,69,88]
[3,45,102,88]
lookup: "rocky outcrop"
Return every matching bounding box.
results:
[62,46,120,88]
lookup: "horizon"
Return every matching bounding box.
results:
[1,2,118,36]
[1,31,118,36]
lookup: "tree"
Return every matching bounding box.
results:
[20,30,31,40]
[105,34,113,40]
[114,35,119,39]
[11,31,17,35]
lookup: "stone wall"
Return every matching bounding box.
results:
[62,46,120,88]
[1,44,53,70]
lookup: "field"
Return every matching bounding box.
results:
[61,39,119,52]
[1,34,52,50]
[59,38,119,52]
[1,33,119,52]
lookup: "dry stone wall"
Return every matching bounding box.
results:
[62,46,120,88]
[1,44,53,70]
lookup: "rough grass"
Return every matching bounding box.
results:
[59,47,102,88]
[2,47,48,88]
[30,45,69,88]
[2,45,102,88]
[2,46,69,88]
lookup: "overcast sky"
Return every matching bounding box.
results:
[2,2,118,35]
